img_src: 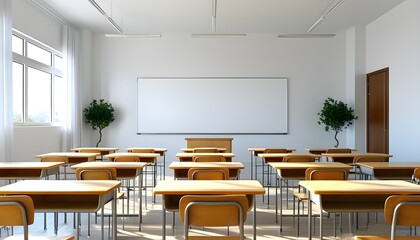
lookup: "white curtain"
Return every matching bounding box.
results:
[62,25,82,151]
[0,0,13,163]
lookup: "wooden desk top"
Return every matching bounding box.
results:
[258,153,320,158]
[71,147,119,152]
[305,148,357,153]
[153,180,265,195]
[0,162,64,169]
[35,152,100,158]
[70,162,148,170]
[105,152,160,158]
[299,180,420,195]
[176,153,235,157]
[248,148,296,152]
[357,162,420,169]
[126,147,167,153]
[169,162,245,170]
[269,162,352,170]
[321,153,393,158]
[181,148,226,153]
[0,180,121,195]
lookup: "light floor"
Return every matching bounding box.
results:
[0,174,413,240]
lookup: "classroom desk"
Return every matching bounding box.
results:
[71,147,119,161]
[357,162,420,180]
[71,161,147,230]
[35,152,100,165]
[248,148,296,180]
[269,162,352,230]
[321,153,392,164]
[105,152,160,206]
[105,152,160,162]
[175,152,235,162]
[0,162,63,180]
[0,180,121,240]
[153,180,265,240]
[299,180,420,240]
[181,147,227,153]
[126,147,168,180]
[169,161,244,179]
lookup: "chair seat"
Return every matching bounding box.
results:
[354,236,420,240]
[293,192,308,201]
[3,236,75,240]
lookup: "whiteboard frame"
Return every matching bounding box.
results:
[137,77,288,135]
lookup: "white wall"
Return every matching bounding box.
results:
[12,0,62,50]
[366,0,420,162]
[89,33,350,178]
[13,126,62,161]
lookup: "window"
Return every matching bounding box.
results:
[12,30,65,125]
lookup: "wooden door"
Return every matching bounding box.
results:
[367,68,389,153]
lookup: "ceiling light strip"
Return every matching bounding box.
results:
[191,34,247,38]
[212,0,217,32]
[105,34,162,38]
[307,0,346,32]
[278,34,335,38]
[88,0,123,34]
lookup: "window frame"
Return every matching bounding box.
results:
[12,29,64,126]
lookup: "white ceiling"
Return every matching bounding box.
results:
[38,0,404,35]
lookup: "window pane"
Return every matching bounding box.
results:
[27,67,51,123]
[54,55,64,70]
[13,62,24,122]
[27,42,52,66]
[53,75,66,124]
[12,35,24,55]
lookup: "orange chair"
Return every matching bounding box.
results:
[192,148,219,153]
[179,194,249,239]
[0,195,74,240]
[75,167,124,237]
[354,195,420,240]
[188,167,229,180]
[293,168,348,237]
[192,155,225,162]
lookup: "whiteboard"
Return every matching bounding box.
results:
[137,77,288,134]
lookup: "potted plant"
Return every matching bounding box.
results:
[84,99,115,147]
[318,97,357,148]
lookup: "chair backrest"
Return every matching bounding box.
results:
[130,148,155,153]
[179,194,248,239]
[384,195,420,239]
[326,148,352,153]
[78,149,101,154]
[40,156,68,163]
[0,195,35,240]
[412,168,420,184]
[192,155,225,162]
[326,148,353,164]
[188,168,229,180]
[114,155,140,162]
[353,155,388,164]
[262,148,289,163]
[264,148,289,153]
[192,148,219,153]
[283,154,316,162]
[305,168,349,180]
[75,167,117,180]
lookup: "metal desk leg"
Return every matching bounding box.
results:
[112,189,117,240]
[162,197,166,240]
[253,195,256,240]
[139,171,143,230]
[308,192,312,240]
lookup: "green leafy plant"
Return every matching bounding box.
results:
[318,97,357,148]
[84,99,115,147]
